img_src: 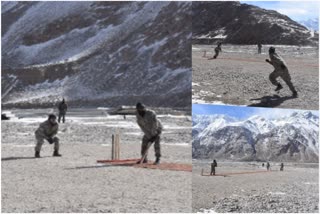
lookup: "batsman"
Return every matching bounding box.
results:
[136,102,163,165]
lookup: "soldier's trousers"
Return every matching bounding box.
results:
[269,69,296,93]
[213,50,219,59]
[58,113,66,123]
[35,135,59,152]
[141,135,161,159]
[210,168,215,175]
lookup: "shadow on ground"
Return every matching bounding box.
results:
[248,95,297,108]
[64,164,135,170]
[2,156,37,161]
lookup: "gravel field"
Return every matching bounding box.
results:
[192,45,319,110]
[192,160,319,213]
[1,108,192,213]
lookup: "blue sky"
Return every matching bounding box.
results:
[193,104,319,120]
[240,1,319,21]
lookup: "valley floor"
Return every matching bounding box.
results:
[1,108,192,213]
[192,160,319,213]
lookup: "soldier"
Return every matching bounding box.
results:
[266,162,270,171]
[34,114,61,158]
[262,163,265,167]
[1,113,10,120]
[212,42,222,59]
[266,47,298,97]
[210,159,217,175]
[58,98,68,123]
[136,102,163,165]
[257,42,262,54]
[280,163,284,171]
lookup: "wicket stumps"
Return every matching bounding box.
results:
[111,134,120,160]
[202,50,206,58]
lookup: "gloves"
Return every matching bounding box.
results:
[281,64,286,69]
[47,138,54,144]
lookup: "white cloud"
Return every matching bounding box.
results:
[273,1,319,20]
[252,107,319,120]
[278,8,308,15]
[242,1,319,21]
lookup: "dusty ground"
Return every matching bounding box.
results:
[1,108,192,213]
[192,45,319,110]
[192,160,319,213]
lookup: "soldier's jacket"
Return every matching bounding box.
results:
[215,46,221,52]
[35,120,58,139]
[211,162,217,169]
[136,109,163,139]
[269,52,287,71]
[58,102,68,114]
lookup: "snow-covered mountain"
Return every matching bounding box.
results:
[192,111,319,162]
[299,18,319,31]
[192,1,318,45]
[1,1,192,108]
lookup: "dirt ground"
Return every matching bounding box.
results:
[192,160,319,213]
[192,45,319,110]
[1,108,192,213]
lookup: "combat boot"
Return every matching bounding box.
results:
[154,157,160,165]
[275,83,283,91]
[136,158,148,164]
[53,150,62,157]
[292,91,298,98]
[35,151,41,158]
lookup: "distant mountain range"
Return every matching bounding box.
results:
[192,1,318,45]
[299,18,319,31]
[1,1,191,108]
[193,111,319,163]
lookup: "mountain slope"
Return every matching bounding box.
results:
[192,1,317,45]
[1,1,192,108]
[192,111,319,162]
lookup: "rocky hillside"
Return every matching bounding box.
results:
[193,111,319,163]
[192,1,317,45]
[1,1,192,108]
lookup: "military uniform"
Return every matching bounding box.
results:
[268,52,297,94]
[280,163,284,171]
[258,43,262,54]
[58,101,68,123]
[266,162,270,171]
[210,161,217,175]
[136,109,163,159]
[213,45,222,59]
[35,120,59,153]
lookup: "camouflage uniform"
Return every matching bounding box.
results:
[280,163,284,171]
[213,45,222,59]
[258,43,262,54]
[35,120,59,152]
[266,162,270,171]
[136,109,163,159]
[210,162,217,175]
[268,52,297,93]
[58,101,68,123]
